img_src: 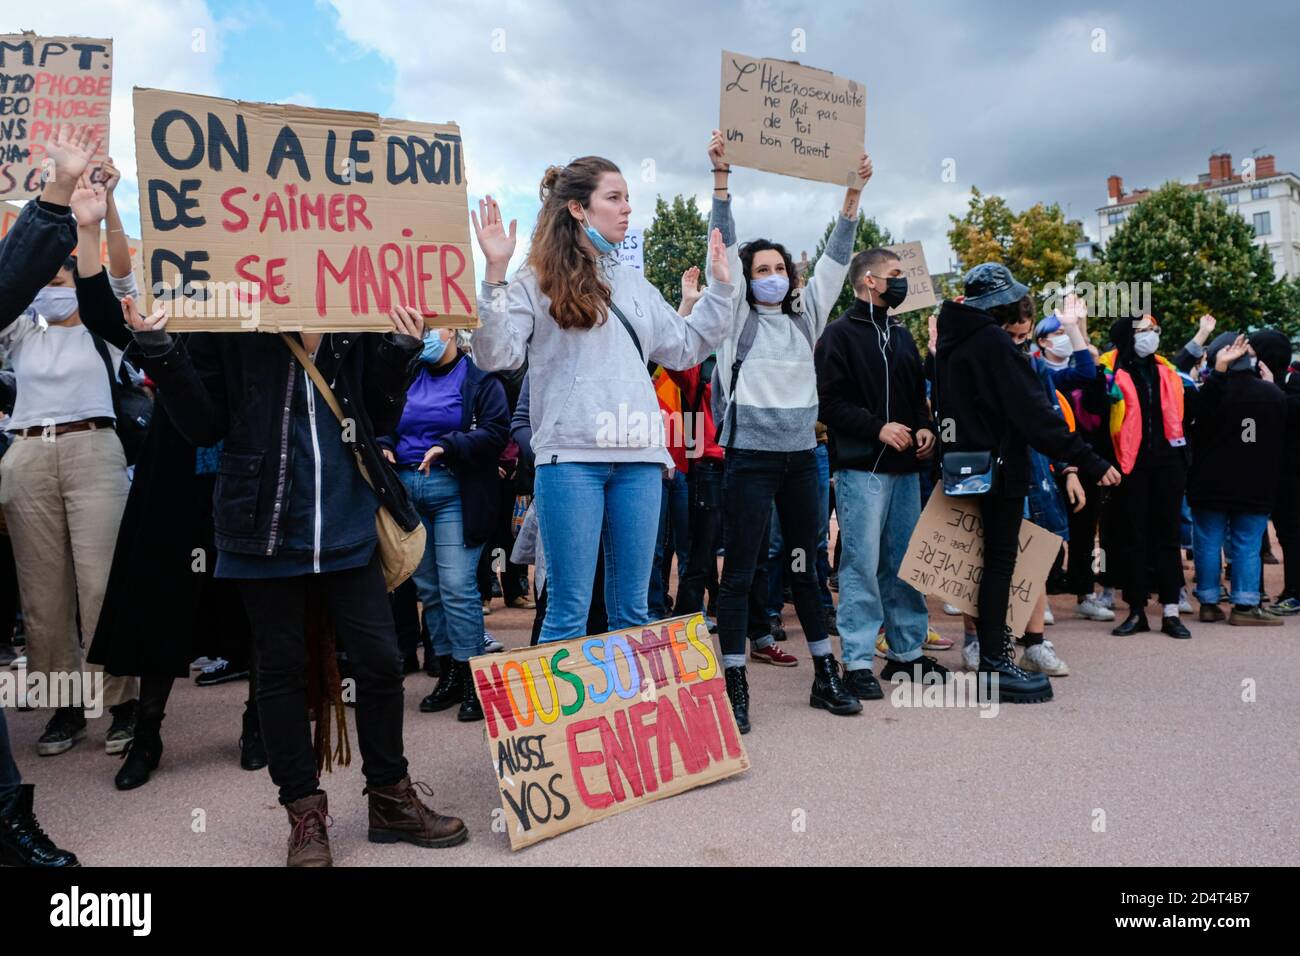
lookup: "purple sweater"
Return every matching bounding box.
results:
[393,356,467,465]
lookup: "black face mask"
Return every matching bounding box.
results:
[878,276,908,309]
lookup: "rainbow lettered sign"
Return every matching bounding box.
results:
[471,613,749,850]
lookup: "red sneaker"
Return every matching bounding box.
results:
[751,643,798,667]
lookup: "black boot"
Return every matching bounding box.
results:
[1111,608,1150,636]
[419,656,462,712]
[239,705,267,771]
[457,664,484,722]
[978,633,1053,703]
[114,708,163,791]
[810,655,863,715]
[0,785,79,867]
[724,666,750,735]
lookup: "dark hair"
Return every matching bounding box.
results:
[62,255,76,273]
[739,239,798,315]
[988,295,1034,329]
[527,156,621,330]
[849,247,900,291]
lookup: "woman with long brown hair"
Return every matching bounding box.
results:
[472,156,732,641]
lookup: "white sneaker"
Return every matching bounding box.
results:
[1178,588,1193,615]
[943,603,962,616]
[961,640,980,671]
[1021,640,1069,676]
[1043,605,1055,626]
[1077,597,1115,621]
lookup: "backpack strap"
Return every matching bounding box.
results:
[721,309,763,449]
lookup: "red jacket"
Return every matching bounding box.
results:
[665,364,723,464]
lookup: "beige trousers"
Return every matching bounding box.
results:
[0,428,136,710]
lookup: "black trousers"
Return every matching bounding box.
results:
[238,555,407,805]
[717,449,826,658]
[975,492,1025,657]
[1113,456,1186,608]
[1066,474,1106,596]
[1273,489,1300,599]
[477,483,528,603]
[674,458,723,617]
[0,533,17,644]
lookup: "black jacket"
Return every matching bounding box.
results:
[0,200,76,327]
[136,329,421,556]
[380,352,510,548]
[815,298,932,473]
[933,300,1110,497]
[1187,368,1285,513]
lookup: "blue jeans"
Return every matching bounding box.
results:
[0,708,19,809]
[1193,510,1269,606]
[835,469,929,670]
[401,468,485,662]
[535,461,662,642]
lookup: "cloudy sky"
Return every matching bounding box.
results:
[12,0,1300,279]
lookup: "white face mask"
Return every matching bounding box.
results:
[31,286,78,323]
[1133,329,1160,357]
[1045,333,1072,359]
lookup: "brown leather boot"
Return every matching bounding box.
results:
[366,776,468,848]
[285,791,333,867]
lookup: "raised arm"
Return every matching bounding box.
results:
[706,130,743,312]
[802,153,872,334]
[646,229,734,370]
[470,195,529,371]
[99,157,139,299]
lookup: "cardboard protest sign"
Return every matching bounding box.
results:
[616,228,643,271]
[719,50,865,186]
[471,613,749,850]
[0,34,112,200]
[898,490,1062,636]
[884,241,938,316]
[133,87,477,332]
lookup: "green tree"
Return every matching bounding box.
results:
[1077,182,1296,346]
[642,195,709,306]
[947,186,1077,296]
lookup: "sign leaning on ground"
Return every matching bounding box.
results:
[898,489,1062,636]
[884,241,938,316]
[719,49,866,186]
[0,33,112,200]
[470,613,749,850]
[133,87,477,332]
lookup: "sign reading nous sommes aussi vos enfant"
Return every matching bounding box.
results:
[472,613,749,850]
[133,87,477,332]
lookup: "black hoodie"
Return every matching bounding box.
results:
[815,297,932,472]
[1249,329,1300,485]
[933,299,1110,497]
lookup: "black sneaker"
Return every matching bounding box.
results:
[724,666,750,734]
[195,659,250,686]
[843,668,883,701]
[880,655,951,683]
[37,707,86,757]
[809,655,863,715]
[105,701,137,755]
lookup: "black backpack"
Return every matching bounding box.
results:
[90,336,153,466]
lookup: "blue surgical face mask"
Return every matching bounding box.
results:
[750,274,790,304]
[581,211,619,256]
[421,330,448,364]
[31,286,78,323]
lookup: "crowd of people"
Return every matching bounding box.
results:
[0,126,1293,869]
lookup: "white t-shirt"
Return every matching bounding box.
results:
[0,271,134,431]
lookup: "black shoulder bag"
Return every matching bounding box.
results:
[932,344,1000,496]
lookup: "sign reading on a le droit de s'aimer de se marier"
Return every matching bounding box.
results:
[471,613,749,850]
[132,87,477,333]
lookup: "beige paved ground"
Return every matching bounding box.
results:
[8,564,1298,866]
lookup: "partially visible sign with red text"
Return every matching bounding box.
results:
[133,87,477,332]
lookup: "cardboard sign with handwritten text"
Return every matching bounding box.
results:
[884,241,938,316]
[471,613,749,850]
[719,50,866,186]
[133,87,476,332]
[898,490,1062,636]
[0,34,112,199]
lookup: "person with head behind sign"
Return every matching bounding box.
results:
[470,158,734,648]
[933,264,1120,704]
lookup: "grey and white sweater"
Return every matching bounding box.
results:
[473,253,733,467]
[709,196,855,452]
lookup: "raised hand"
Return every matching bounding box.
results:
[708,228,730,284]
[708,129,728,171]
[70,174,107,227]
[1198,313,1216,337]
[851,153,873,190]
[98,156,122,194]
[42,125,101,201]
[1060,292,1087,326]
[388,304,426,341]
[471,195,517,284]
[680,266,703,308]
[1215,333,1249,372]
[122,295,169,333]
